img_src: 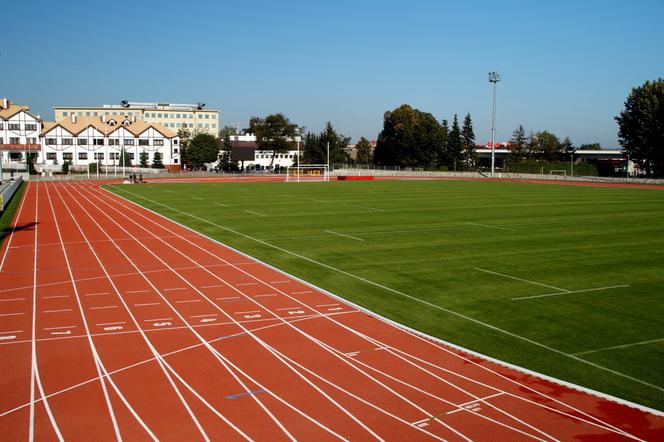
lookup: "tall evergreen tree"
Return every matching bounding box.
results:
[438,119,449,167]
[509,125,528,162]
[447,114,463,168]
[302,122,350,166]
[461,113,476,168]
[139,152,149,168]
[151,151,164,169]
[355,137,373,164]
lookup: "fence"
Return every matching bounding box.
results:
[0,176,24,213]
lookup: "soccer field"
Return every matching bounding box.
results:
[107,179,664,410]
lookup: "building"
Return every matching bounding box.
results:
[0,98,42,171]
[54,101,220,136]
[41,114,181,172]
[223,133,302,171]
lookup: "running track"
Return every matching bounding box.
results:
[0,180,662,441]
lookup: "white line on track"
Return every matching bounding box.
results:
[0,297,26,302]
[270,280,290,284]
[475,267,568,292]
[44,325,77,331]
[95,322,126,327]
[255,294,277,298]
[42,295,69,299]
[200,284,224,288]
[175,299,201,304]
[216,296,240,300]
[445,393,506,415]
[125,289,150,294]
[291,290,313,295]
[236,282,257,286]
[316,303,339,308]
[235,310,261,314]
[190,314,217,318]
[85,292,110,296]
[42,309,72,314]
[324,230,365,242]
[89,306,118,310]
[133,302,161,307]
[573,337,664,356]
[164,287,186,291]
[276,307,304,311]
[0,330,23,334]
[512,284,630,301]
[143,318,173,322]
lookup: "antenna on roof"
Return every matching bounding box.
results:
[121,100,129,108]
[197,103,206,110]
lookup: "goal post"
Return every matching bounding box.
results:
[286,164,330,182]
[549,169,567,176]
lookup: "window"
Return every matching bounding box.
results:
[189,123,193,128]
[25,124,37,131]
[173,148,178,154]
[77,138,87,145]
[86,112,91,116]
[173,139,179,145]
[128,153,135,160]
[176,113,181,119]
[174,158,178,163]
[27,137,37,144]
[93,138,104,146]
[212,124,216,128]
[0,123,3,129]
[93,112,98,117]
[62,138,73,145]
[189,114,194,119]
[108,139,119,146]
[0,137,3,144]
[63,112,68,117]
[154,139,164,146]
[79,152,88,160]
[157,113,162,118]
[138,139,149,146]
[205,123,209,128]
[46,152,56,160]
[63,153,73,160]
[46,138,56,145]
[109,152,118,160]
[94,153,104,160]
[124,139,134,145]
[198,123,202,128]
[8,123,19,130]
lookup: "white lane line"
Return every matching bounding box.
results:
[143,318,173,322]
[512,284,630,301]
[291,290,313,295]
[44,325,77,331]
[89,306,118,310]
[84,292,110,296]
[235,310,260,315]
[236,282,258,287]
[445,393,506,415]
[42,309,72,314]
[245,210,266,217]
[125,289,150,294]
[324,230,365,242]
[217,296,240,301]
[134,303,160,307]
[95,322,126,327]
[191,314,218,318]
[164,287,186,292]
[316,303,339,308]
[465,222,516,232]
[42,295,69,299]
[0,330,23,334]
[475,267,568,292]
[255,294,277,298]
[270,280,290,284]
[276,307,304,311]
[201,284,224,288]
[176,300,201,304]
[0,298,26,302]
[574,337,664,356]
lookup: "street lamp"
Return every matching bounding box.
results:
[488,71,501,178]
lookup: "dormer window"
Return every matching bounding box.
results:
[122,120,131,126]
[108,119,117,126]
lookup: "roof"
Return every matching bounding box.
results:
[0,99,34,120]
[41,115,177,138]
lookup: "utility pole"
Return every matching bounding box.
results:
[488,72,501,178]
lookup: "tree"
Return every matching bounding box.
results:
[61,160,71,174]
[303,122,350,166]
[508,125,528,162]
[187,133,220,170]
[438,119,449,168]
[447,114,463,168]
[151,151,164,169]
[561,137,575,158]
[218,125,237,138]
[177,127,192,169]
[461,113,476,169]
[529,130,562,161]
[253,113,298,170]
[355,137,373,164]
[139,151,149,168]
[616,78,664,177]
[374,104,446,169]
[120,147,132,167]
[578,143,602,150]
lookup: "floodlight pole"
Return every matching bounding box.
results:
[326,141,330,177]
[488,72,501,178]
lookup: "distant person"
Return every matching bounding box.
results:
[139,173,143,183]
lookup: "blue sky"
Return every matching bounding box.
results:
[2,0,663,147]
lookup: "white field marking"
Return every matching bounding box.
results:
[192,197,203,201]
[75,188,345,440]
[213,202,228,207]
[0,297,26,302]
[143,318,173,322]
[355,205,383,211]
[445,393,506,415]
[52,186,213,441]
[103,326,123,331]
[327,307,343,311]
[200,318,216,323]
[42,295,69,299]
[50,331,71,336]
[475,267,568,292]
[100,192,474,440]
[96,322,126,327]
[311,199,331,203]
[573,337,664,356]
[276,307,303,311]
[217,296,241,300]
[270,280,291,284]
[125,289,150,294]
[200,284,224,288]
[29,182,64,442]
[316,303,339,308]
[0,311,359,417]
[133,302,160,307]
[0,335,17,341]
[44,325,77,331]
[236,282,258,286]
[0,178,30,272]
[0,312,25,317]
[111,190,664,428]
[190,314,217,318]
[324,230,365,242]
[512,285,630,301]
[163,287,186,292]
[654,251,664,254]
[175,299,201,304]
[291,290,313,295]
[245,210,266,217]
[465,222,516,232]
[89,305,118,310]
[84,292,110,296]
[42,309,72,314]
[255,294,277,298]
[45,183,133,441]
[235,310,261,314]
[0,330,23,334]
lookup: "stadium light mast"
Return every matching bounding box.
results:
[488,71,501,178]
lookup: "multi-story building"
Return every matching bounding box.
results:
[54,101,221,136]
[225,133,302,171]
[41,113,181,172]
[0,98,42,170]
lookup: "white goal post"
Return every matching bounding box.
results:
[286,164,330,182]
[549,169,567,176]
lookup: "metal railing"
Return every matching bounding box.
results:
[0,176,23,212]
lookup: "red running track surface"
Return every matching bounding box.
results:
[0,180,662,441]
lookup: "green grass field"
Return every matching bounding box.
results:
[106,179,664,410]
[0,182,26,249]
